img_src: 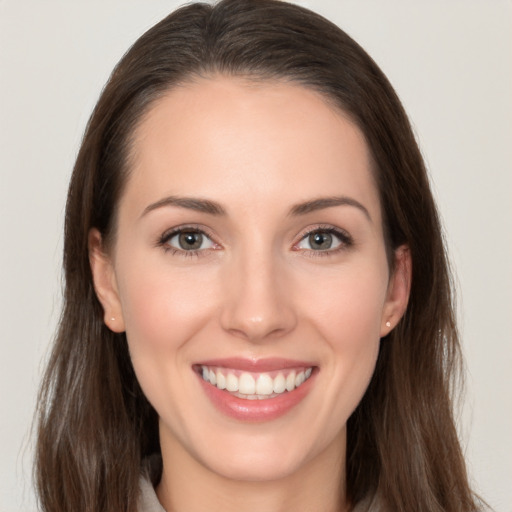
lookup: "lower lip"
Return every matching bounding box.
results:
[197,370,315,422]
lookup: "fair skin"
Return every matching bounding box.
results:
[90,77,411,512]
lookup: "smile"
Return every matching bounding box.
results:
[194,359,317,422]
[199,365,313,399]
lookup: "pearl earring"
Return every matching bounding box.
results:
[385,321,391,328]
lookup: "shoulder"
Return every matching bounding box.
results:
[138,455,166,512]
[138,473,166,512]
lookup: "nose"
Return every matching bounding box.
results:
[219,249,297,343]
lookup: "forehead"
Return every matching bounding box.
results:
[124,76,380,222]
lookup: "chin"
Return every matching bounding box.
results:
[190,422,340,483]
[202,446,308,483]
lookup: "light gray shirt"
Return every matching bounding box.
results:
[138,476,166,512]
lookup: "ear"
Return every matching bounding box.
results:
[88,228,125,333]
[380,245,412,337]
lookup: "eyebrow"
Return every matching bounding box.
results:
[141,195,226,217]
[141,194,371,221]
[289,196,371,221]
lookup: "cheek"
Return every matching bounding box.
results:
[116,258,217,358]
[300,265,387,403]
[303,264,388,340]
[114,259,220,427]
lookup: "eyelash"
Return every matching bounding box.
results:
[293,225,354,257]
[157,224,353,259]
[157,225,218,259]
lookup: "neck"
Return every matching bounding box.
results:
[156,429,348,512]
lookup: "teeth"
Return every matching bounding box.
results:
[226,373,239,392]
[286,371,296,392]
[239,373,256,394]
[200,365,313,398]
[256,373,274,395]
[273,373,286,394]
[216,370,226,390]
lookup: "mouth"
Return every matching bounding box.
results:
[196,365,313,400]
[193,358,317,421]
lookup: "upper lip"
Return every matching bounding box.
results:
[194,357,316,373]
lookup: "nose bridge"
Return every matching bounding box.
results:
[220,242,296,342]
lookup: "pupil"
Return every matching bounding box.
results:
[310,232,332,250]
[179,232,202,250]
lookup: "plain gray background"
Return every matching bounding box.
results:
[1,1,511,511]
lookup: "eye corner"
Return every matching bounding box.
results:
[157,224,221,257]
[294,225,354,255]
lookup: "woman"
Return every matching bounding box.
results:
[35,1,484,511]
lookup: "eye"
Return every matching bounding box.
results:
[162,229,215,252]
[295,228,351,252]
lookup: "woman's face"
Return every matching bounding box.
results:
[91,76,409,482]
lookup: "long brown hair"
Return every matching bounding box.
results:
[35,1,482,511]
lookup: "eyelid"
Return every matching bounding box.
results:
[293,224,353,253]
[159,223,213,242]
[167,231,215,250]
[157,224,221,255]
